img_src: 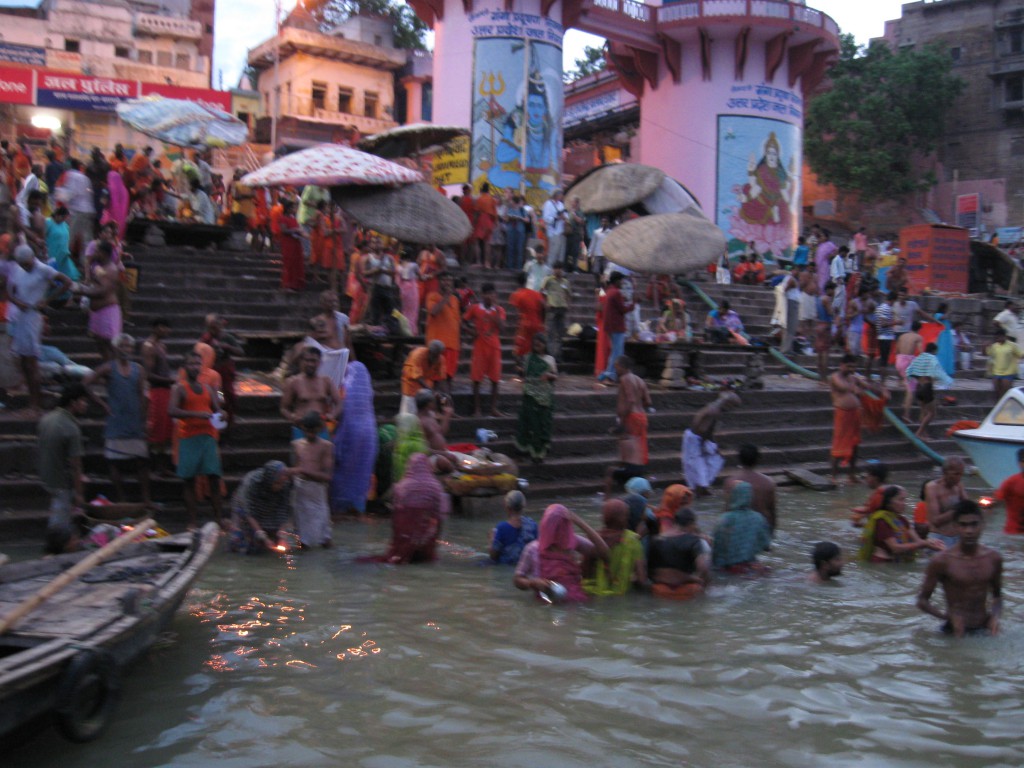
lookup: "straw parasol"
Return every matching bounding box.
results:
[636,177,703,216]
[602,211,727,275]
[333,182,471,245]
[116,96,247,149]
[357,123,469,159]
[565,163,666,214]
[240,143,422,188]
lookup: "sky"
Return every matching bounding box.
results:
[212,0,909,90]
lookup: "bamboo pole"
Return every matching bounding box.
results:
[0,519,156,636]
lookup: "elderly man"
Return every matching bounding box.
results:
[400,340,448,416]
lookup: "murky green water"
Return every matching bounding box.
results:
[9,479,1024,768]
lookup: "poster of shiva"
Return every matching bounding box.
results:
[469,9,563,210]
[716,115,801,261]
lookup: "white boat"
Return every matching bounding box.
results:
[954,386,1024,487]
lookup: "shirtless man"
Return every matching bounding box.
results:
[77,239,122,361]
[894,321,924,421]
[280,346,341,439]
[682,392,741,496]
[605,356,651,494]
[290,410,334,548]
[923,456,967,546]
[724,443,777,533]
[886,257,909,296]
[809,541,843,583]
[917,500,1002,637]
[829,353,878,483]
[415,388,457,474]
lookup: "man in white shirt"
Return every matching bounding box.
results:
[57,158,95,255]
[541,189,567,270]
[829,246,848,283]
[994,300,1024,343]
[8,245,73,412]
[523,245,552,291]
[588,216,613,278]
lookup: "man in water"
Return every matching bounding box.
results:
[416,388,457,474]
[280,346,341,439]
[809,541,843,583]
[917,500,1002,637]
[682,392,741,496]
[923,456,967,547]
[724,443,777,533]
[604,355,651,495]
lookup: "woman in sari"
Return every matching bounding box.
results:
[228,460,293,554]
[385,453,447,564]
[346,245,368,323]
[711,481,771,574]
[582,499,645,597]
[532,504,610,602]
[859,484,944,563]
[652,484,694,536]
[100,170,129,239]
[396,249,421,332]
[514,333,557,463]
[331,361,379,515]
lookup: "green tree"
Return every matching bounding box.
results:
[804,34,963,202]
[564,44,607,83]
[307,0,429,51]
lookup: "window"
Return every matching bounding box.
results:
[950,46,961,62]
[364,91,378,118]
[374,34,382,46]
[115,46,131,59]
[237,111,250,126]
[311,81,327,111]
[338,87,352,114]
[994,397,1024,425]
[64,39,80,53]
[1007,76,1024,103]
[175,53,190,70]
[157,50,172,67]
[137,49,153,64]
[1012,28,1024,54]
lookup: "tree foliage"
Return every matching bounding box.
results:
[306,0,429,51]
[804,34,963,202]
[564,44,607,83]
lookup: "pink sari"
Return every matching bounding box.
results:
[538,504,588,602]
[101,170,129,239]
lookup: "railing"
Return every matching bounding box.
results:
[592,0,840,37]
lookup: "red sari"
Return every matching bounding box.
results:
[385,454,447,564]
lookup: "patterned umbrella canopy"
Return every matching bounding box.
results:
[357,123,469,159]
[240,143,422,188]
[116,96,248,149]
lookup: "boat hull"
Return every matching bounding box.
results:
[954,431,1022,488]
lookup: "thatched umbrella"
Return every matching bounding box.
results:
[333,182,471,245]
[635,177,703,216]
[565,163,665,214]
[357,123,469,160]
[602,211,727,275]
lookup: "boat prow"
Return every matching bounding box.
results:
[953,386,1024,488]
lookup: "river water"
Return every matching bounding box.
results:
[8,479,1024,768]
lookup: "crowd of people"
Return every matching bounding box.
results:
[1,150,1015,639]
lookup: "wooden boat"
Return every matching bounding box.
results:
[0,523,220,743]
[954,385,1024,488]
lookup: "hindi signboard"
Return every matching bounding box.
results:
[36,71,138,112]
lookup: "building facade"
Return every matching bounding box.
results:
[0,0,223,155]
[880,0,1024,233]
[247,8,404,149]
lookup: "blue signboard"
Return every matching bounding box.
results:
[36,71,137,112]
[0,42,45,67]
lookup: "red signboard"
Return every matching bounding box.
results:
[0,65,34,105]
[140,83,232,112]
[898,224,970,294]
[956,193,980,233]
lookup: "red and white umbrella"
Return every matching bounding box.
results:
[240,143,422,188]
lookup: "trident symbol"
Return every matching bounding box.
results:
[479,72,506,97]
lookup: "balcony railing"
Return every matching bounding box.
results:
[284,97,397,134]
[598,0,840,38]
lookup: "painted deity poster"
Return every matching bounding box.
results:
[469,9,563,210]
[716,115,800,260]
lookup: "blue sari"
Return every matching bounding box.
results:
[331,362,379,513]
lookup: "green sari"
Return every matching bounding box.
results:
[392,413,428,482]
[514,352,556,460]
[858,509,914,563]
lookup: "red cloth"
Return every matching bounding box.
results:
[831,407,861,460]
[386,454,445,563]
[997,472,1024,534]
[652,583,703,600]
[594,294,609,376]
[147,387,173,444]
[509,288,546,357]
[602,285,631,334]
[279,214,305,290]
[623,411,649,464]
